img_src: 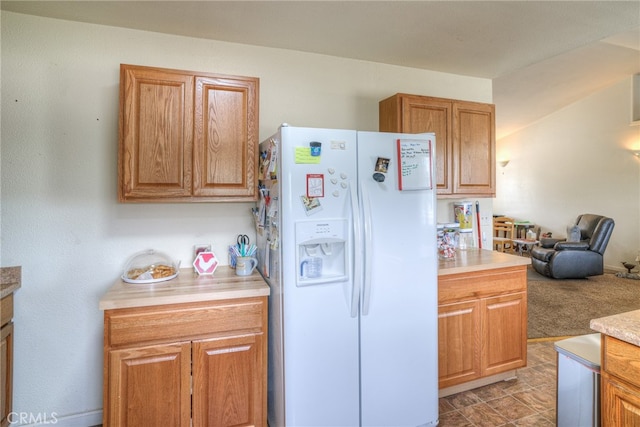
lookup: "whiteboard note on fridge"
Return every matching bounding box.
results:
[396,139,433,191]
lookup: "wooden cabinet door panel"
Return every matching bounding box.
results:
[453,102,495,196]
[119,66,194,200]
[192,334,265,427]
[400,96,452,193]
[438,300,481,388]
[108,342,191,427]
[193,76,258,200]
[481,292,527,376]
[603,375,640,427]
[1,323,13,427]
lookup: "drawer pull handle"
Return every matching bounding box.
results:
[440,308,473,317]
[208,345,251,355]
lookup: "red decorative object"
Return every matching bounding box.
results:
[193,251,219,275]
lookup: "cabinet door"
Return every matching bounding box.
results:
[108,342,191,427]
[602,374,640,426]
[1,323,13,427]
[193,75,258,201]
[452,101,495,196]
[481,292,527,376]
[438,300,481,389]
[400,96,453,193]
[192,334,265,427]
[119,65,194,201]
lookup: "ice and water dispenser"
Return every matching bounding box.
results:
[295,219,348,286]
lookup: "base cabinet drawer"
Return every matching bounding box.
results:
[604,335,640,389]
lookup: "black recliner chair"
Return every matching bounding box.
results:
[531,214,615,279]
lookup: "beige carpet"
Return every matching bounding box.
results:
[527,266,640,339]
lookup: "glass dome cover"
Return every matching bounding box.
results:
[122,249,180,284]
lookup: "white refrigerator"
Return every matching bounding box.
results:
[255,125,439,427]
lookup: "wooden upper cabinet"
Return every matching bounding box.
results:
[379,93,495,197]
[119,66,194,200]
[453,102,495,196]
[119,64,259,202]
[193,76,258,199]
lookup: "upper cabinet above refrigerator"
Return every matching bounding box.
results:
[379,93,496,198]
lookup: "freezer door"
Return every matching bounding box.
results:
[278,126,361,427]
[357,131,439,427]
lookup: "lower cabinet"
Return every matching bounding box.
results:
[103,297,267,427]
[438,266,527,391]
[483,293,528,377]
[438,300,480,387]
[601,335,640,426]
[109,343,191,426]
[1,293,14,427]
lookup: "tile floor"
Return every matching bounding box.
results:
[438,340,558,426]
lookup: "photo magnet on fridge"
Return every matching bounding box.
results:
[300,195,322,216]
[375,157,390,173]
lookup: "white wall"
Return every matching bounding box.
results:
[0,12,492,423]
[494,77,640,270]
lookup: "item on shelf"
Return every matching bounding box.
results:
[459,229,475,250]
[438,223,459,260]
[453,202,473,229]
[122,249,179,284]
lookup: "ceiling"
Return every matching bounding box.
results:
[2,1,640,138]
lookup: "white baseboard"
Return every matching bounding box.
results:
[605,264,628,274]
[13,410,102,427]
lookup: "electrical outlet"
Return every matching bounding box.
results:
[481,215,492,227]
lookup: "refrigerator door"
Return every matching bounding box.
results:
[279,126,361,427]
[357,131,439,426]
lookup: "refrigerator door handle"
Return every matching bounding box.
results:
[349,181,361,318]
[361,181,373,316]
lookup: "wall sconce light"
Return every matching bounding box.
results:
[633,151,640,158]
[498,160,510,167]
